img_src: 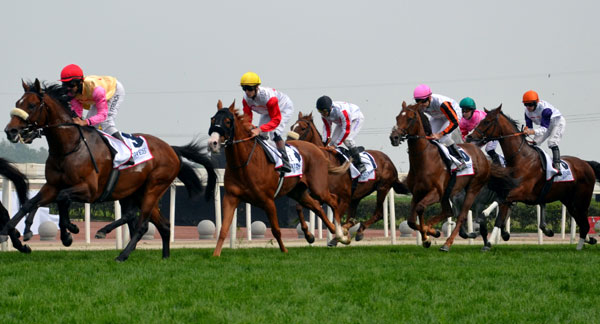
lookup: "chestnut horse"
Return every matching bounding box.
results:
[208,101,350,256]
[288,112,408,242]
[466,105,600,249]
[2,80,217,261]
[0,157,30,252]
[389,101,516,251]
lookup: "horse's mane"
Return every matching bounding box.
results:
[300,113,322,138]
[404,102,432,136]
[23,80,71,109]
[500,111,520,132]
[229,106,253,132]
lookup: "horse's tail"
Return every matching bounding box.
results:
[487,164,519,201]
[392,178,410,194]
[328,160,350,174]
[171,141,217,201]
[586,160,600,182]
[0,157,29,207]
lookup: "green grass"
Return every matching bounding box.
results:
[0,245,598,324]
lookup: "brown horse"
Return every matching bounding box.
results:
[389,101,516,251]
[288,112,408,242]
[2,79,217,261]
[466,105,600,249]
[207,101,350,256]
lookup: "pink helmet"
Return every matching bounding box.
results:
[413,84,432,100]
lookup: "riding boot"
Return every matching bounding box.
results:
[349,146,366,174]
[486,150,501,166]
[277,145,292,173]
[551,146,562,176]
[112,132,135,166]
[449,144,467,171]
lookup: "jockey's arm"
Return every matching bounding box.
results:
[321,117,331,144]
[439,101,460,136]
[85,87,108,126]
[242,99,254,123]
[258,97,282,133]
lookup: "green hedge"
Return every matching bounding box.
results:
[355,194,600,232]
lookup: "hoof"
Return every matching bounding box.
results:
[501,231,511,241]
[67,223,80,234]
[543,228,554,237]
[338,236,352,245]
[432,230,441,238]
[95,231,106,239]
[588,237,597,245]
[305,234,315,244]
[115,256,127,262]
[467,232,478,239]
[0,235,7,243]
[327,239,338,247]
[439,245,450,252]
[423,240,431,248]
[23,231,33,241]
[18,244,32,254]
[481,245,491,252]
[61,233,73,247]
[355,232,364,242]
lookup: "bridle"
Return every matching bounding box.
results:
[209,109,258,169]
[470,113,527,160]
[292,119,316,142]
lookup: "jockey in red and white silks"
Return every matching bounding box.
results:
[320,101,364,148]
[242,86,294,141]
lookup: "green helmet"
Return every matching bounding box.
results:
[459,97,476,110]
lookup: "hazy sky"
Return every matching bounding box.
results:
[2,0,599,172]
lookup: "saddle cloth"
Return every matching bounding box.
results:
[99,131,154,170]
[261,142,303,178]
[539,150,575,182]
[431,141,474,177]
[335,148,377,182]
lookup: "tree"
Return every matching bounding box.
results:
[0,140,48,163]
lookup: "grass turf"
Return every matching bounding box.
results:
[0,245,597,324]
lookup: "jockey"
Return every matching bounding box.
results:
[60,64,133,164]
[240,72,294,173]
[458,97,501,165]
[522,90,566,175]
[413,84,467,171]
[316,95,366,174]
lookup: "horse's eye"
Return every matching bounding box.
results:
[29,103,36,109]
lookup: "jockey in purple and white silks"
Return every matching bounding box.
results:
[413,84,466,171]
[522,90,566,174]
[316,96,366,173]
[458,97,501,165]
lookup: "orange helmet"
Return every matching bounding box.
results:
[522,90,539,103]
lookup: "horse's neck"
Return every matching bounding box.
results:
[45,126,83,155]
[225,129,265,169]
[307,123,324,147]
[407,138,438,169]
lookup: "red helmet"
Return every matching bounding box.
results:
[60,64,84,82]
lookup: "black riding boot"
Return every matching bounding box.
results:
[349,146,366,174]
[277,146,292,173]
[449,144,467,171]
[112,132,135,165]
[551,146,562,176]
[487,150,501,165]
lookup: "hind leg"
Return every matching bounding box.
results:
[295,204,314,244]
[95,198,137,239]
[22,207,39,241]
[151,206,171,259]
[355,187,389,241]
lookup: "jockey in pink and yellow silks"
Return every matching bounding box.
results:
[458,97,501,165]
[60,64,126,142]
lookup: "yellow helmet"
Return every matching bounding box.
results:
[240,72,261,86]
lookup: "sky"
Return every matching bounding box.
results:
[1,0,599,172]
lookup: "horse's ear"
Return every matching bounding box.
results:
[217,100,223,110]
[298,111,303,118]
[229,100,235,110]
[22,79,29,92]
[33,78,41,93]
[402,101,407,109]
[497,103,503,111]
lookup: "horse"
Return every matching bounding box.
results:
[2,79,217,261]
[0,157,30,252]
[466,105,600,250]
[288,112,408,242]
[207,100,350,256]
[389,101,516,251]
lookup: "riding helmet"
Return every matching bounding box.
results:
[240,72,261,86]
[60,64,84,82]
[316,95,333,113]
[522,90,539,103]
[459,97,477,110]
[413,84,432,100]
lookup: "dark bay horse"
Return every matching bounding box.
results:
[466,105,600,250]
[288,112,408,242]
[207,101,350,256]
[0,157,30,252]
[3,79,217,261]
[389,101,516,251]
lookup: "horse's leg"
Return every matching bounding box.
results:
[115,216,149,262]
[425,199,453,238]
[295,203,314,244]
[95,198,136,239]
[0,191,48,253]
[441,186,482,252]
[264,199,287,253]
[213,194,241,257]
[151,206,171,259]
[538,204,554,237]
[55,199,73,247]
[565,202,594,250]
[22,207,39,241]
[355,186,390,241]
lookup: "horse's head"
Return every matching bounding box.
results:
[208,100,253,153]
[466,104,504,146]
[389,101,427,146]
[5,79,45,143]
[288,111,319,143]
